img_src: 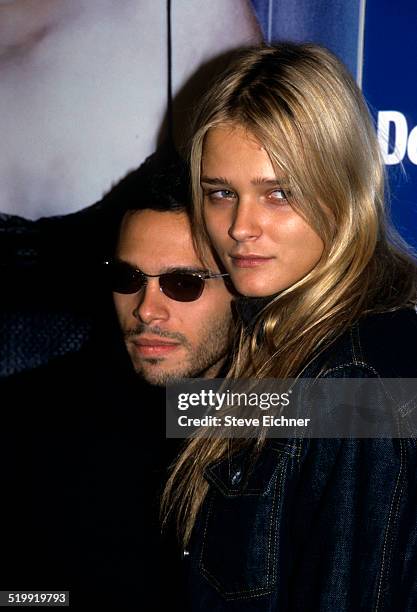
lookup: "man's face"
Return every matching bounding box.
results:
[113,209,233,385]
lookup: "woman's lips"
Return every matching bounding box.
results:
[230,255,274,268]
[131,338,180,357]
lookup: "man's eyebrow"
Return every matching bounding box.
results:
[161,265,211,275]
[112,259,211,275]
[112,256,130,265]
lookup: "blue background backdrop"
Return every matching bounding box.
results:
[250,0,417,250]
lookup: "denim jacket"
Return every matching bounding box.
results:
[186,308,417,611]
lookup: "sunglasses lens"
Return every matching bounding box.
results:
[106,262,144,294]
[160,273,204,302]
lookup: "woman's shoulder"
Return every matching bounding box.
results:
[312,307,417,378]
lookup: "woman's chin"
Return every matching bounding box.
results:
[233,279,279,298]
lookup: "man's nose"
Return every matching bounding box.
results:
[228,200,262,242]
[132,279,170,324]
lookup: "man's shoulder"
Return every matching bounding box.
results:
[1,348,92,390]
[0,349,95,424]
[0,344,162,428]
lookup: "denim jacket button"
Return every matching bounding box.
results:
[231,468,242,486]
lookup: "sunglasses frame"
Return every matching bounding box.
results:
[103,259,229,302]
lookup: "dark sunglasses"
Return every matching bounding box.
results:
[103,259,229,302]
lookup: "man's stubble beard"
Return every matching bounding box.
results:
[128,314,233,386]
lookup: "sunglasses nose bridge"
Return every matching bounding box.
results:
[132,275,171,324]
[142,272,166,297]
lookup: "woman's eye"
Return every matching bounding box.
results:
[206,189,236,201]
[269,188,289,202]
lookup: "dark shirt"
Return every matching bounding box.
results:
[0,334,185,610]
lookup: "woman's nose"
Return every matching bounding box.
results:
[228,201,262,242]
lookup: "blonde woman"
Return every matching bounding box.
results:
[163,44,417,611]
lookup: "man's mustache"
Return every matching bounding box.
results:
[123,324,190,347]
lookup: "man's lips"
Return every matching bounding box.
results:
[230,254,274,268]
[130,336,181,357]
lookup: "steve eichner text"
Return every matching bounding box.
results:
[177,414,311,428]
[177,389,291,411]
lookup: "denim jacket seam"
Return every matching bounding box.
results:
[198,577,272,601]
[320,361,380,378]
[266,467,281,588]
[204,461,265,496]
[199,491,214,572]
[270,447,298,458]
[397,391,417,441]
[270,439,304,466]
[350,323,363,363]
[356,322,365,362]
[205,442,300,496]
[205,480,265,496]
[270,460,287,587]
[270,445,302,461]
[373,438,406,612]
[401,415,417,446]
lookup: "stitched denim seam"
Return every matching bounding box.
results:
[320,361,380,378]
[271,439,304,467]
[199,576,272,601]
[387,447,405,574]
[398,393,417,418]
[205,463,264,495]
[270,461,287,586]
[199,491,214,571]
[373,438,405,612]
[201,556,274,599]
[402,413,417,446]
[266,468,280,587]
[355,322,365,361]
[350,324,361,363]
[205,472,264,496]
[205,445,294,496]
[270,447,299,459]
[270,440,301,457]
[295,438,304,466]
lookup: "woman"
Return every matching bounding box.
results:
[163,43,417,611]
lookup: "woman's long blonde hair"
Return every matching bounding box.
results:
[162,43,417,546]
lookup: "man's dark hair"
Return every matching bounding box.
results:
[97,145,190,256]
[105,145,189,216]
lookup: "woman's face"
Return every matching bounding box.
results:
[201,123,324,297]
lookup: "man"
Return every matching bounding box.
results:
[109,151,233,385]
[0,149,234,610]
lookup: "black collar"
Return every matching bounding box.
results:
[234,295,278,332]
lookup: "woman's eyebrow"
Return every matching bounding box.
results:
[251,177,288,186]
[200,176,231,185]
[201,176,289,186]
